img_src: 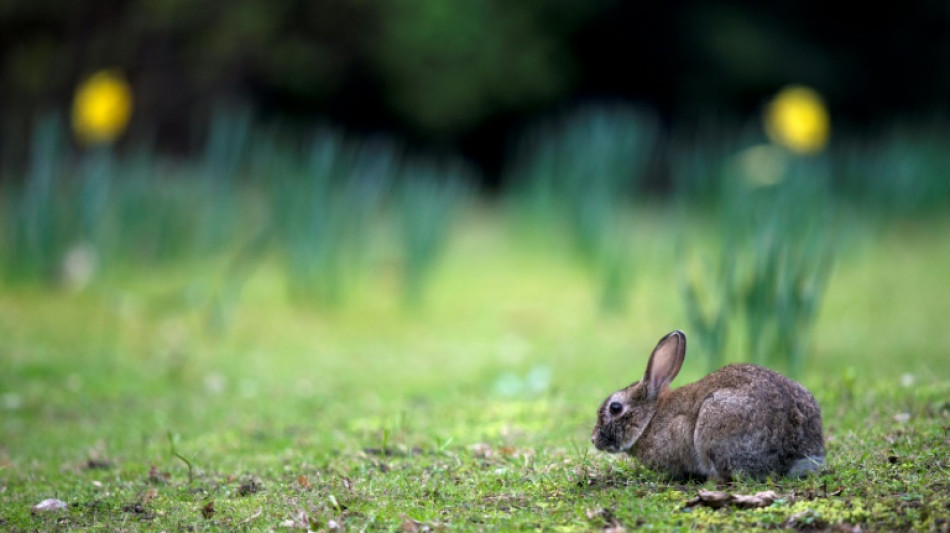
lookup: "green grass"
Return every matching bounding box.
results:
[1,209,949,531]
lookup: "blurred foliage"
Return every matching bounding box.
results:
[3,0,950,172]
[1,106,948,376]
[835,124,950,215]
[667,119,750,206]
[271,132,398,308]
[0,109,481,312]
[2,114,67,283]
[507,105,657,313]
[374,0,599,134]
[0,0,379,160]
[0,0,606,165]
[682,146,836,377]
[395,162,471,308]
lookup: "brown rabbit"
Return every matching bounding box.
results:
[591,330,824,481]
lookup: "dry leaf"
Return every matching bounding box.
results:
[143,488,158,502]
[342,476,353,491]
[731,490,778,508]
[297,475,310,488]
[201,500,215,519]
[684,489,778,509]
[31,498,67,513]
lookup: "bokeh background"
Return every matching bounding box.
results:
[1,2,949,394]
[3,0,950,178]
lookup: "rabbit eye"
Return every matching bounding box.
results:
[608,402,623,415]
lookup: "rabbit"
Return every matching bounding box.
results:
[591,330,825,481]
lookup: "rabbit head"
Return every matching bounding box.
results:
[591,330,685,453]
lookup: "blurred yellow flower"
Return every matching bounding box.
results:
[763,85,829,155]
[72,70,133,145]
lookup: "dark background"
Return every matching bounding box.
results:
[2,0,948,185]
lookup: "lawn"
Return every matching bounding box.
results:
[1,208,949,531]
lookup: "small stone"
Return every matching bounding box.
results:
[31,499,67,513]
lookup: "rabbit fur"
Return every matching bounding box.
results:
[591,330,825,481]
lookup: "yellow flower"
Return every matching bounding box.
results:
[72,70,133,145]
[763,85,829,155]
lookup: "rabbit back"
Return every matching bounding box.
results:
[638,363,824,480]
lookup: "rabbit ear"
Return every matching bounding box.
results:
[644,330,686,399]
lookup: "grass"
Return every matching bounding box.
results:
[1,208,949,531]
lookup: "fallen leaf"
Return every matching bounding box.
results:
[297,475,310,488]
[31,498,67,513]
[342,476,353,491]
[328,518,343,531]
[684,489,778,509]
[143,488,158,502]
[688,490,731,508]
[731,491,778,508]
[498,446,517,457]
[201,500,215,519]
